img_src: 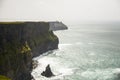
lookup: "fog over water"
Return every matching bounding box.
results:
[0,0,120,24]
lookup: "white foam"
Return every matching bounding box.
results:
[81,68,114,80]
[75,42,83,45]
[113,68,120,75]
[88,42,95,45]
[89,52,95,56]
[32,53,75,80]
[80,68,120,80]
[59,43,72,46]
[59,43,73,49]
[58,68,74,76]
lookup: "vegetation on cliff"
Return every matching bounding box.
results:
[0,75,11,80]
[0,22,59,80]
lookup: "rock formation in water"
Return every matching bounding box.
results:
[41,64,54,77]
[0,21,65,80]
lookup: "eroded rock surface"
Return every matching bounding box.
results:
[41,64,55,77]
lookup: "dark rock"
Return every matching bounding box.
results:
[49,21,68,31]
[41,64,55,77]
[0,22,59,80]
[32,60,38,69]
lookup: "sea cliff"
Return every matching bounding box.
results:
[0,22,59,80]
[49,21,68,31]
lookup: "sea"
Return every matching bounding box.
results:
[32,24,120,80]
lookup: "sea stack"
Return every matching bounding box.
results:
[41,64,55,77]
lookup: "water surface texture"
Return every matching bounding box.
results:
[32,25,120,80]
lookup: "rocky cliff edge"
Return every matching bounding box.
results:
[0,22,59,80]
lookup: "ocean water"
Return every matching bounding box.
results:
[32,25,120,80]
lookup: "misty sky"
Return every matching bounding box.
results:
[0,0,120,24]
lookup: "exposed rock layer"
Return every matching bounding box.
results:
[0,22,59,80]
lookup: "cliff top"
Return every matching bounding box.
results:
[0,22,25,24]
[0,21,48,24]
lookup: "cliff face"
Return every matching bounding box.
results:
[49,21,68,31]
[0,22,59,80]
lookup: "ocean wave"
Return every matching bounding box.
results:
[59,42,83,47]
[80,68,120,80]
[59,43,73,46]
[32,53,76,80]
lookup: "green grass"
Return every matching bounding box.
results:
[0,75,11,80]
[21,42,31,53]
[0,22,25,24]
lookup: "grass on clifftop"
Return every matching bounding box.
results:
[0,75,11,80]
[0,21,48,24]
[0,22,25,24]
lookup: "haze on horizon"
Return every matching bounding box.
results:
[0,0,120,25]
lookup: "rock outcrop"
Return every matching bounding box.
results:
[41,64,54,77]
[0,22,59,80]
[49,21,68,31]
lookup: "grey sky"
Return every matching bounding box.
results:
[0,0,120,24]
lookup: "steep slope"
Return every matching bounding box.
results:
[0,22,59,80]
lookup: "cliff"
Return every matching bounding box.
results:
[49,21,68,31]
[0,22,59,80]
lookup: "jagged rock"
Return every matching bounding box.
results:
[32,60,38,69]
[41,64,55,77]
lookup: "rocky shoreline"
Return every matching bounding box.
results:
[0,22,67,80]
